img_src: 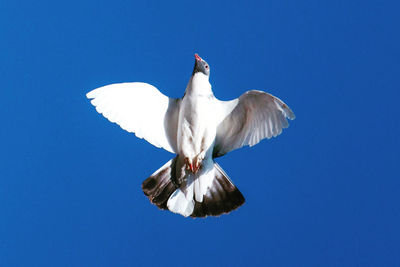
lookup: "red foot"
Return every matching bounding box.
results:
[194,161,200,173]
[185,157,201,173]
[189,163,194,172]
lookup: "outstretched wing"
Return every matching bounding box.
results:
[86,82,181,153]
[213,90,295,157]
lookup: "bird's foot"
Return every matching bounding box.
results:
[185,157,195,173]
[185,157,202,174]
[193,154,204,174]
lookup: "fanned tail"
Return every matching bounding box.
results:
[142,157,178,210]
[142,158,245,218]
[190,163,245,217]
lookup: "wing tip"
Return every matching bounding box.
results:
[86,89,97,99]
[86,84,111,99]
[288,112,296,120]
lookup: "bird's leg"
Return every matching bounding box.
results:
[194,158,201,173]
[185,150,206,174]
[185,157,194,173]
[193,151,206,173]
[185,156,202,173]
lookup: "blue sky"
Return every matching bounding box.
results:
[1,0,399,266]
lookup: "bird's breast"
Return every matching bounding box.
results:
[178,96,218,157]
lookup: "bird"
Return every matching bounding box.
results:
[86,54,295,218]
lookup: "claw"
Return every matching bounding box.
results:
[185,157,195,172]
[194,161,200,173]
[185,157,202,173]
[193,156,202,173]
[189,163,194,172]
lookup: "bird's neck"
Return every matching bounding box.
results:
[185,73,212,97]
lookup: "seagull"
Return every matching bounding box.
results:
[86,54,295,217]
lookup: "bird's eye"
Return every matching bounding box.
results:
[205,65,209,69]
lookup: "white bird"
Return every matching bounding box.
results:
[86,54,295,217]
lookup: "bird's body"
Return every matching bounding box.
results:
[178,72,217,172]
[87,54,295,217]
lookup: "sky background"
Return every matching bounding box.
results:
[1,0,399,266]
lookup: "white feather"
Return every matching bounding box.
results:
[214,91,295,156]
[167,188,195,217]
[87,82,181,153]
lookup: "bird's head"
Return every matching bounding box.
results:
[192,53,210,77]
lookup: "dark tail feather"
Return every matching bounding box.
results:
[142,157,178,210]
[191,163,245,218]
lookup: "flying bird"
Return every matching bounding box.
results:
[86,54,295,217]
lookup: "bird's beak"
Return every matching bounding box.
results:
[195,53,202,62]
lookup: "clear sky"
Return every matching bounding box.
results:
[1,0,399,266]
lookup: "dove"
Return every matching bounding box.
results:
[86,54,295,217]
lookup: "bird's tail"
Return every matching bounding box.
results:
[142,157,245,217]
[142,157,178,210]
